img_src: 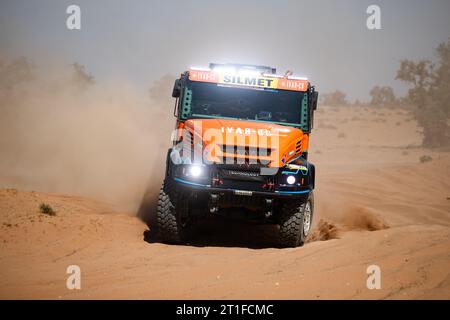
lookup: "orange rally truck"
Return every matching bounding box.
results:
[157,63,318,247]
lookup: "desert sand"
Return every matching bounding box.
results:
[0,106,449,299]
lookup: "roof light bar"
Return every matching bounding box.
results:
[189,64,308,81]
[190,66,211,72]
[209,63,276,74]
[288,75,309,80]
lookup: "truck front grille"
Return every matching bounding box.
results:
[218,144,274,166]
[219,145,272,156]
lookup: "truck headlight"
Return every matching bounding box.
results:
[286,175,296,185]
[188,165,203,177]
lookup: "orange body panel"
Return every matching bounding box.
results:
[177,118,308,168]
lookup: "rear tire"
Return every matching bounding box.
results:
[156,179,190,243]
[279,192,314,248]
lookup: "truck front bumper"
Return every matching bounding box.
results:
[172,176,312,200]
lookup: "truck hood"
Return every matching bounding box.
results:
[184,118,306,167]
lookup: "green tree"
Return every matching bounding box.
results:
[320,90,348,106]
[0,56,34,93]
[396,39,450,147]
[71,63,95,91]
[369,86,396,106]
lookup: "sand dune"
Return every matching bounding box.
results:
[0,106,449,299]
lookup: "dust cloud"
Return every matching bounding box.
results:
[308,203,389,243]
[307,219,340,242]
[0,56,174,213]
[341,206,389,231]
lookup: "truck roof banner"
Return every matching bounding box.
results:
[189,69,308,92]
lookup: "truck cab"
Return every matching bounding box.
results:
[157,63,318,247]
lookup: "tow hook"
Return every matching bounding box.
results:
[209,193,219,214]
[264,198,273,218]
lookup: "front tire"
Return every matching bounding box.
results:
[156,179,190,243]
[279,192,314,248]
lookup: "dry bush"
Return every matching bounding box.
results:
[39,203,56,216]
[420,155,433,163]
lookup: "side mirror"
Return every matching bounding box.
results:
[312,91,319,110]
[172,79,181,98]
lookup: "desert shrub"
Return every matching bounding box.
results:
[39,203,56,216]
[419,155,433,163]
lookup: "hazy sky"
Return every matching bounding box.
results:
[1,0,449,100]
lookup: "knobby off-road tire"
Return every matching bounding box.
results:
[156,179,190,244]
[279,192,314,248]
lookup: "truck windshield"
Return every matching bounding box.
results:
[183,81,307,127]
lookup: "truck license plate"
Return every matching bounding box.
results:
[234,190,253,196]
